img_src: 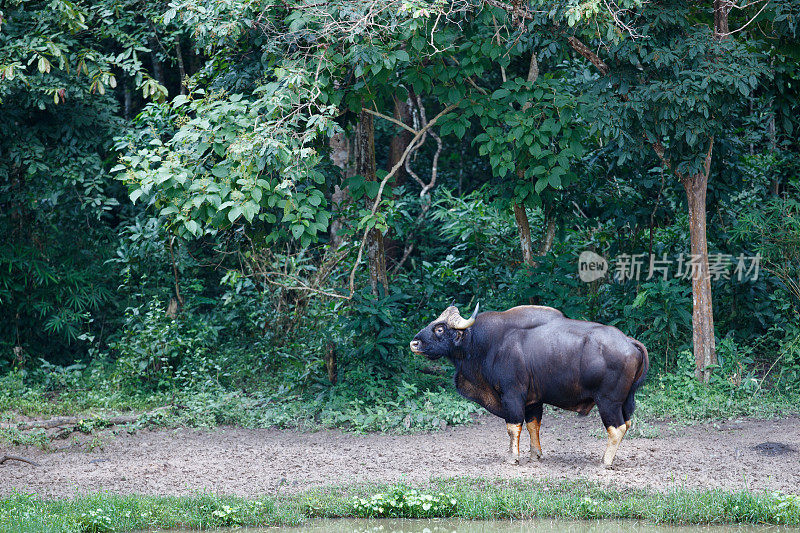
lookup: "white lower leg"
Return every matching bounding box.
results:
[506,423,522,464]
[602,424,627,467]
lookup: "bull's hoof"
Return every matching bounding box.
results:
[506,455,520,465]
[530,452,542,462]
[603,460,615,470]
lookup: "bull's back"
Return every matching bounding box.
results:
[519,317,640,402]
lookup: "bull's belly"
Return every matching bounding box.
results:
[543,398,596,416]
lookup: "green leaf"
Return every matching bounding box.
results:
[364,181,380,199]
[242,202,258,222]
[185,220,200,236]
[491,88,510,100]
[347,175,365,189]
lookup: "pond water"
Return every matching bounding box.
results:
[168,518,799,532]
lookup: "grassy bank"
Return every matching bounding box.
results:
[2,479,799,532]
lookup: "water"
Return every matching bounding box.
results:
[169,518,799,532]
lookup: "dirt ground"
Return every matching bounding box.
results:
[2,412,799,498]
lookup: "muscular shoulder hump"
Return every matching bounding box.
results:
[517,305,563,315]
[494,305,564,330]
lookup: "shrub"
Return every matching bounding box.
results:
[351,488,458,518]
[772,493,800,525]
[111,300,219,391]
[77,507,115,533]
[341,288,410,378]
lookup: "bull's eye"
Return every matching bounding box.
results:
[434,325,445,336]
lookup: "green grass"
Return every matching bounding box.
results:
[636,373,800,421]
[1,479,799,532]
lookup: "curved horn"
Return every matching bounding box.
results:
[449,302,480,330]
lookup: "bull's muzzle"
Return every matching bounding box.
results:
[409,340,423,354]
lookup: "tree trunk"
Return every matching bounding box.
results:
[175,40,187,95]
[388,96,413,186]
[713,0,730,36]
[367,228,388,296]
[513,203,534,266]
[683,138,717,382]
[356,110,388,296]
[189,47,201,74]
[678,0,728,381]
[384,96,413,265]
[512,50,541,267]
[767,106,780,195]
[168,235,183,310]
[124,82,132,120]
[329,131,353,250]
[538,214,556,257]
[325,341,337,384]
[148,35,166,86]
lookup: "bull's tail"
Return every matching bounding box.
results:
[629,338,650,392]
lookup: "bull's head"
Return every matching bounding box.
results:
[409,303,480,360]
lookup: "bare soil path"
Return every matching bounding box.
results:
[2,413,799,498]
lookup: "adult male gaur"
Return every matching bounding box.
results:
[409,303,649,467]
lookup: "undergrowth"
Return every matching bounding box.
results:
[1,354,798,449]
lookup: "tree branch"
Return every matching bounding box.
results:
[169,236,183,309]
[406,94,444,197]
[420,111,443,197]
[362,107,417,134]
[348,103,458,295]
[405,95,431,191]
[566,37,610,75]
[466,76,489,95]
[702,136,715,178]
[0,455,39,467]
[0,414,140,431]
[447,56,490,95]
[651,139,672,171]
[720,0,768,36]
[248,269,350,299]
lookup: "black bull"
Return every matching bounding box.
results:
[410,304,649,467]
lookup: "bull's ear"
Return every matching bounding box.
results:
[454,329,465,346]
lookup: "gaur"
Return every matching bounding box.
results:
[409,303,649,467]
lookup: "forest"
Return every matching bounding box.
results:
[2,0,800,435]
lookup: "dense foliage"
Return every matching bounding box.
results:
[2,0,799,427]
